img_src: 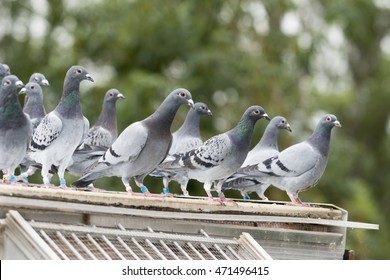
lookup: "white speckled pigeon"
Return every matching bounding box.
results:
[161,105,270,202]
[222,116,291,200]
[71,88,194,195]
[150,102,212,195]
[0,75,32,183]
[66,89,125,178]
[27,65,94,188]
[237,114,341,205]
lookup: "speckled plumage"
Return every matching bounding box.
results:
[222,116,291,200]
[27,65,94,187]
[150,102,212,195]
[161,105,270,200]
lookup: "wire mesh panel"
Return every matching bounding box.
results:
[31,221,263,260]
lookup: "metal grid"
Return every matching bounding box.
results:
[31,221,262,260]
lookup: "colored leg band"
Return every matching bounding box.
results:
[43,178,50,185]
[60,178,66,185]
[140,186,149,193]
[243,195,250,200]
[218,192,225,198]
[163,187,170,194]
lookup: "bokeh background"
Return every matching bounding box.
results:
[1,0,389,259]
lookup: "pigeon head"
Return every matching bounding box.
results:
[65,65,94,84]
[170,88,194,108]
[0,63,11,79]
[105,88,125,103]
[0,75,24,107]
[1,75,24,94]
[193,102,212,116]
[29,73,49,86]
[244,105,270,123]
[19,82,42,98]
[318,114,342,130]
[273,116,292,132]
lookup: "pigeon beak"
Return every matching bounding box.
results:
[207,109,213,117]
[85,74,94,82]
[187,99,194,108]
[117,93,125,99]
[41,79,50,86]
[285,124,292,132]
[334,120,342,128]
[262,113,271,121]
[15,80,24,89]
[19,87,27,95]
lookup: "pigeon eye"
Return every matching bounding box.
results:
[109,92,114,97]
[201,106,205,110]
[4,80,10,86]
[179,92,186,97]
[254,110,260,115]
[281,120,285,124]
[326,116,331,122]
[31,85,35,90]
[76,69,82,74]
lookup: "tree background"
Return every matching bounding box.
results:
[1,0,389,259]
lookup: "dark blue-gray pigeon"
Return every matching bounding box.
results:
[20,82,46,131]
[83,88,125,147]
[66,89,125,178]
[0,75,32,183]
[235,114,341,205]
[71,88,194,195]
[222,116,291,200]
[150,102,212,195]
[27,65,94,188]
[161,105,270,202]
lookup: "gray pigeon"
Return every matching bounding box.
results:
[29,73,50,87]
[20,82,46,130]
[66,89,125,178]
[0,64,11,81]
[71,88,194,195]
[222,116,292,200]
[83,88,125,147]
[150,102,212,195]
[27,65,94,188]
[161,105,270,202]
[0,75,32,183]
[237,114,341,205]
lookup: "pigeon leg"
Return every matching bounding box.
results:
[123,179,134,195]
[287,193,311,206]
[162,177,173,197]
[40,164,55,188]
[134,178,153,197]
[241,191,251,200]
[256,189,269,201]
[56,163,69,190]
[179,179,189,196]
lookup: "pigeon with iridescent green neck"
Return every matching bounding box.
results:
[71,88,194,195]
[0,75,32,183]
[222,116,291,200]
[27,65,94,188]
[161,105,270,201]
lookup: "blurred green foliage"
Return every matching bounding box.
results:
[1,0,389,259]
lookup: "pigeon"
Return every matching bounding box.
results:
[27,65,94,188]
[150,102,212,195]
[235,114,341,205]
[161,105,270,201]
[0,64,11,81]
[0,75,32,183]
[66,89,125,178]
[20,82,46,130]
[71,88,194,195]
[83,88,125,147]
[29,73,49,87]
[222,116,292,200]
